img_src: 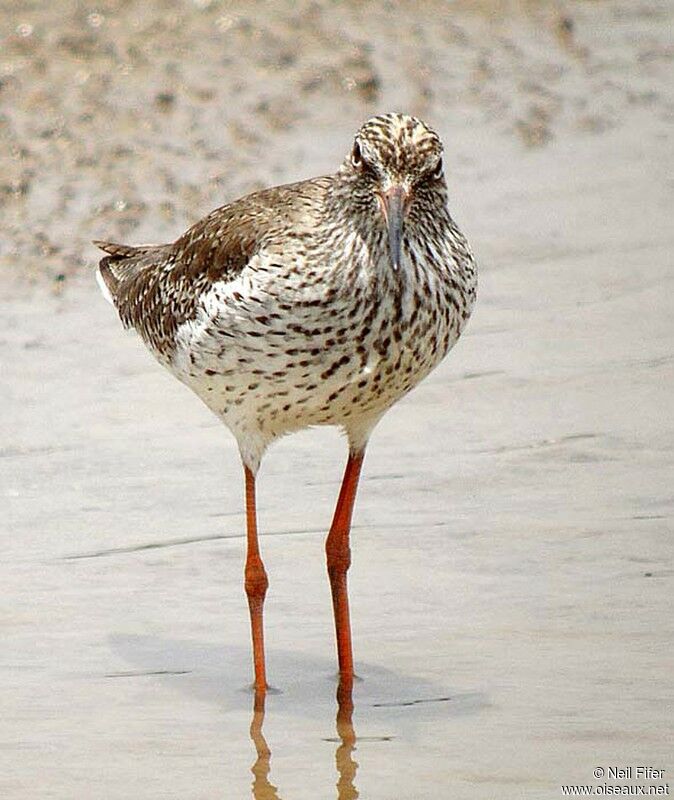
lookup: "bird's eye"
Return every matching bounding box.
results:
[430,158,444,180]
[351,141,378,178]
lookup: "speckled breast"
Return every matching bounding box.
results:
[172,249,474,439]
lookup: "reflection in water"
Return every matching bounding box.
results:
[249,682,359,799]
[250,690,281,799]
[335,679,359,800]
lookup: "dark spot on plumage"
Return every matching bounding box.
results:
[321,358,346,380]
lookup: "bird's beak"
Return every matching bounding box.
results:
[379,185,410,271]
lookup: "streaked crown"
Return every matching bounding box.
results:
[351,113,443,184]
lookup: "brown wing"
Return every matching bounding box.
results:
[95,176,333,358]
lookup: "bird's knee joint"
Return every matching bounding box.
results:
[245,562,269,599]
[327,551,351,578]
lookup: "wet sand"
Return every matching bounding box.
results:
[2,1,673,798]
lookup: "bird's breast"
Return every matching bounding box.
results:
[169,237,473,438]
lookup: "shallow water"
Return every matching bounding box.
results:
[2,1,673,797]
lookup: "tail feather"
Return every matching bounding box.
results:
[93,240,145,259]
[93,240,162,304]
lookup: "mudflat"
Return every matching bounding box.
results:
[2,2,672,798]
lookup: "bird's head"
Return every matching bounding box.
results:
[340,113,445,270]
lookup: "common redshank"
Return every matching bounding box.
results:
[95,113,477,696]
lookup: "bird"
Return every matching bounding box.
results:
[95,112,477,698]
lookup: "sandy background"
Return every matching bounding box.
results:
[1,1,673,798]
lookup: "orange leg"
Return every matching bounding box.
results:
[244,466,269,694]
[326,449,365,688]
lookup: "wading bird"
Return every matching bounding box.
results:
[96,113,477,696]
